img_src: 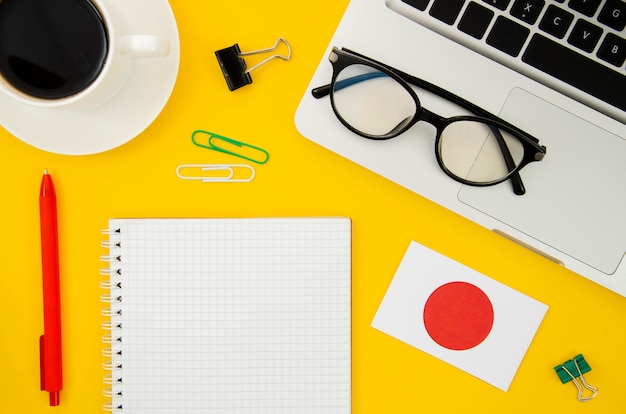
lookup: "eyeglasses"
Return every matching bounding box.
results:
[312,47,547,195]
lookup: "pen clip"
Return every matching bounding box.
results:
[191,130,269,164]
[40,335,46,391]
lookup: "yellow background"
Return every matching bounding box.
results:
[1,1,625,412]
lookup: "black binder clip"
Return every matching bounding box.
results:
[215,38,291,91]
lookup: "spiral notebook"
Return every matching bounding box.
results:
[100,217,352,413]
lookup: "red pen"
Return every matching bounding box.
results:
[39,169,63,406]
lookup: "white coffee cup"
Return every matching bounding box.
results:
[0,0,170,110]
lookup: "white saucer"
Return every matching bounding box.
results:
[0,0,180,155]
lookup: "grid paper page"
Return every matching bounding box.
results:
[105,218,351,413]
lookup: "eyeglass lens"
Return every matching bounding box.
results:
[439,120,524,183]
[332,64,526,184]
[332,64,417,137]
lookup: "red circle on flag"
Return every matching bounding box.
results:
[423,281,494,350]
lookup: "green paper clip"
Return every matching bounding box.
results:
[191,130,269,164]
[554,354,598,402]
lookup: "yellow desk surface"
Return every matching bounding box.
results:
[1,1,625,413]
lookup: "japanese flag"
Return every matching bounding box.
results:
[372,241,548,391]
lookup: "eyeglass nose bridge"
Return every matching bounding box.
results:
[417,107,446,128]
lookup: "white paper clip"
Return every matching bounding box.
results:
[176,164,255,183]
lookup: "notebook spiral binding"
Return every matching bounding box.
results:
[100,228,123,412]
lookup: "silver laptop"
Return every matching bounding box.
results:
[295,0,626,297]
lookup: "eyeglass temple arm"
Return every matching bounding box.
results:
[313,72,388,98]
[312,83,333,98]
[343,49,544,144]
[313,48,544,153]
[312,69,526,194]
[490,126,526,195]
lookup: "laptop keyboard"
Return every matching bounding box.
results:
[395,0,626,119]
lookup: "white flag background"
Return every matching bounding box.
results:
[372,241,548,391]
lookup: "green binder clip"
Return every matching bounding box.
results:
[554,354,598,402]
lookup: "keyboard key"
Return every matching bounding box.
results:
[598,0,626,31]
[402,0,430,11]
[539,5,574,39]
[510,0,545,25]
[568,19,603,53]
[597,33,626,67]
[459,2,495,39]
[482,0,511,11]
[522,34,626,112]
[429,0,465,25]
[486,16,530,57]
[568,0,602,17]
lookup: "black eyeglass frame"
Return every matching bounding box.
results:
[312,47,547,195]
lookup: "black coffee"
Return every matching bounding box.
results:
[0,0,108,100]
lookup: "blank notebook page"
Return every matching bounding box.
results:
[102,218,351,413]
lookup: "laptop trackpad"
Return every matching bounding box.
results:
[458,88,625,274]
